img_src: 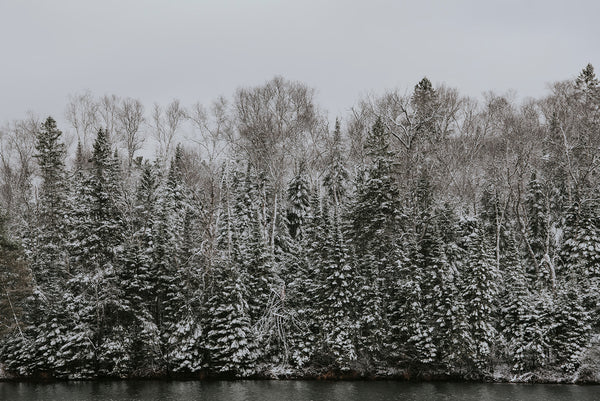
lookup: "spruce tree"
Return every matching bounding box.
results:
[13,117,71,376]
[412,77,439,139]
[205,260,258,376]
[286,167,310,240]
[462,220,498,374]
[205,186,258,376]
[168,192,206,373]
[323,119,349,205]
[500,237,538,373]
[348,118,402,364]
[64,128,127,376]
[314,200,358,370]
[0,213,35,376]
[285,187,321,368]
[524,172,556,287]
[31,116,68,291]
[575,63,599,101]
[154,145,194,372]
[549,281,591,373]
[118,162,162,374]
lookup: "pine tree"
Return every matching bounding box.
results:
[168,192,206,373]
[323,119,349,206]
[571,64,600,194]
[433,204,471,372]
[394,248,436,367]
[62,128,128,376]
[313,201,358,370]
[348,118,402,364]
[412,77,439,139]
[154,145,194,372]
[575,63,600,101]
[11,117,72,376]
[229,166,281,363]
[561,201,600,278]
[285,187,321,368]
[549,281,591,373]
[118,162,162,374]
[246,214,276,313]
[31,116,68,292]
[205,190,258,376]
[286,167,310,240]
[244,211,278,358]
[206,261,258,376]
[426,213,468,372]
[512,290,553,373]
[0,212,35,376]
[524,172,556,287]
[462,221,498,374]
[525,173,547,257]
[500,237,540,373]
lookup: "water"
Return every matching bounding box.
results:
[1,380,599,401]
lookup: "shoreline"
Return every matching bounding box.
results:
[1,365,598,385]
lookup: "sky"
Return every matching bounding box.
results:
[1,0,599,127]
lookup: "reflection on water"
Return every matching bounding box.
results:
[1,380,599,401]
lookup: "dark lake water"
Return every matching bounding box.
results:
[1,380,599,401]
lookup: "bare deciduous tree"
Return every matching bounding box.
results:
[233,76,323,251]
[187,97,234,269]
[234,76,321,189]
[118,97,146,169]
[65,90,99,151]
[188,97,232,167]
[98,94,120,138]
[152,99,186,163]
[0,114,39,223]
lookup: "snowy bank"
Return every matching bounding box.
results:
[0,364,8,380]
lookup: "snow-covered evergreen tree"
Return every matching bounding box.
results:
[31,117,69,291]
[206,259,258,376]
[152,145,203,373]
[167,190,206,374]
[117,162,162,374]
[0,214,31,373]
[500,237,543,373]
[284,187,321,368]
[205,185,258,375]
[314,200,358,370]
[63,128,128,376]
[348,118,403,365]
[561,201,600,278]
[323,119,349,206]
[549,281,591,373]
[462,220,498,373]
[7,117,72,376]
[286,166,310,240]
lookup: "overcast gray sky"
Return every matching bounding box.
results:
[1,0,599,125]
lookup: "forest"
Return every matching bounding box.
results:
[1,65,600,382]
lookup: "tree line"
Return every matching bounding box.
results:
[1,65,600,380]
